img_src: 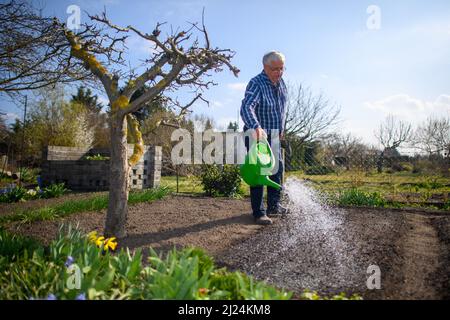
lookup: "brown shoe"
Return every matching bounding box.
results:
[254,215,273,225]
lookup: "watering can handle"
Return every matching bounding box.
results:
[257,137,277,171]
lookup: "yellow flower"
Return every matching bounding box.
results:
[88,231,98,243]
[198,288,208,296]
[95,236,105,247]
[103,237,118,251]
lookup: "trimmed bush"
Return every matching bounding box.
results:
[200,165,241,197]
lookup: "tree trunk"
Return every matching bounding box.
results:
[104,114,129,238]
[377,151,384,174]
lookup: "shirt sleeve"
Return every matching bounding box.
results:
[280,80,287,133]
[240,80,261,129]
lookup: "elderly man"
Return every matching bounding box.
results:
[240,51,288,225]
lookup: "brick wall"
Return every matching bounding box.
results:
[41,145,161,191]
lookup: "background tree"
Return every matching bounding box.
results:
[374,115,412,173]
[10,86,94,166]
[227,121,239,132]
[0,114,9,161]
[0,1,91,98]
[412,116,450,158]
[284,83,341,143]
[283,83,341,171]
[322,133,378,172]
[70,86,110,148]
[71,86,103,114]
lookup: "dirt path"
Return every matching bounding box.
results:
[390,214,442,299]
[218,207,450,300]
[4,194,449,300]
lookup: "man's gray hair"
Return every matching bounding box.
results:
[263,51,285,65]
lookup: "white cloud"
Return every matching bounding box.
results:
[411,21,450,37]
[227,82,247,93]
[126,35,161,56]
[210,100,224,108]
[364,94,450,122]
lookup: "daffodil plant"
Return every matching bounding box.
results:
[87,231,118,252]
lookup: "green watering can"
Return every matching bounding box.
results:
[240,139,282,190]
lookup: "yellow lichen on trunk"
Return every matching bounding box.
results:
[127,115,144,167]
[65,30,107,76]
[112,95,130,111]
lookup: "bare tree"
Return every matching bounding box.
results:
[374,115,412,173]
[412,116,450,157]
[323,133,361,170]
[0,1,91,97]
[375,115,412,150]
[284,83,341,143]
[283,83,341,170]
[52,10,239,237]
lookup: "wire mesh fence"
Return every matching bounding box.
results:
[159,146,449,209]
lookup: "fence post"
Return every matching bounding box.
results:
[282,147,285,185]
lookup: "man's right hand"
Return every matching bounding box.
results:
[254,127,267,140]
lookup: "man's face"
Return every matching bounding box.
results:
[263,60,284,84]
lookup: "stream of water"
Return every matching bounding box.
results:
[244,177,360,291]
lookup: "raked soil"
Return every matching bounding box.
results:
[3,192,449,300]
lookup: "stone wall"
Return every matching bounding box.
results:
[41,145,162,191]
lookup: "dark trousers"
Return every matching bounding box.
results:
[245,131,284,218]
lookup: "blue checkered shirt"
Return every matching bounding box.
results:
[240,71,287,133]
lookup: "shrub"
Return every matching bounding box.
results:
[200,165,241,197]
[0,228,40,265]
[18,167,39,183]
[84,154,110,161]
[335,188,387,207]
[40,183,69,199]
[0,185,27,203]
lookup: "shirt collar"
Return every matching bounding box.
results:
[261,70,281,87]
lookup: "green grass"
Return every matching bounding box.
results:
[330,188,388,207]
[161,171,449,210]
[287,171,450,193]
[0,187,170,225]
[160,175,204,194]
[288,170,449,210]
[161,175,250,198]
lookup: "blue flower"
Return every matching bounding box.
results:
[46,294,57,300]
[75,293,86,300]
[65,256,75,267]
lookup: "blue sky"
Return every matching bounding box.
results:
[2,0,449,148]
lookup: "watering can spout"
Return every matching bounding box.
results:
[262,176,282,190]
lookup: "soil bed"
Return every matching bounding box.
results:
[4,194,449,300]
